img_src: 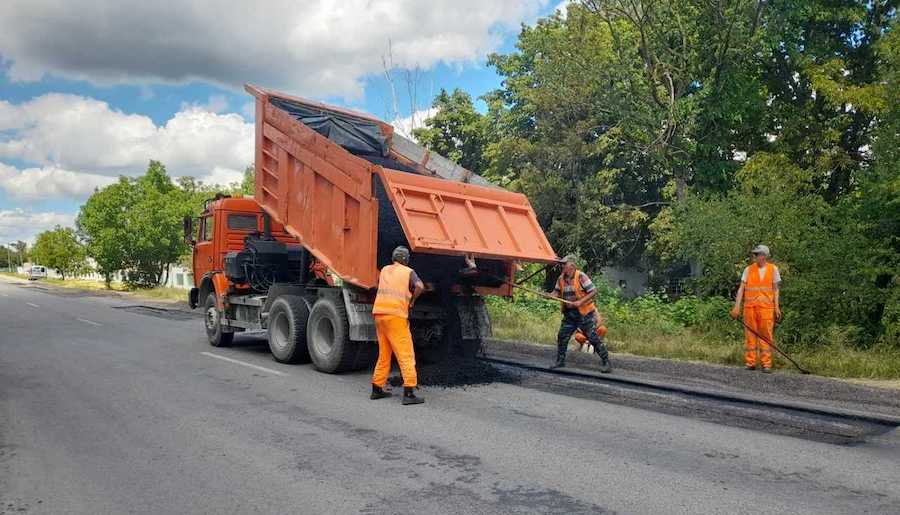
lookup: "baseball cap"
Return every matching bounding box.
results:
[751,244,770,257]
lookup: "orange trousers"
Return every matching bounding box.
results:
[743,306,774,369]
[372,315,418,388]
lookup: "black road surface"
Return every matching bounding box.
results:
[2,278,899,514]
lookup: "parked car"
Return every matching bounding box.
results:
[28,265,47,280]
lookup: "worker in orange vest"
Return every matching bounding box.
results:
[370,246,426,405]
[551,255,612,372]
[730,244,782,372]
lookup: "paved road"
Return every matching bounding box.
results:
[1,279,899,515]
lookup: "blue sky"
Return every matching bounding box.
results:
[0,0,566,243]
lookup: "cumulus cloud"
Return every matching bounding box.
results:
[392,108,438,139]
[0,208,75,244]
[180,94,229,114]
[0,0,547,99]
[0,163,116,200]
[0,93,253,181]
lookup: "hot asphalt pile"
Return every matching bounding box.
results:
[390,356,520,388]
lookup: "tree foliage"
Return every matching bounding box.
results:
[410,1,899,347]
[31,226,88,280]
[412,89,491,173]
[77,160,225,288]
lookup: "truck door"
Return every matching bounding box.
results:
[193,212,217,282]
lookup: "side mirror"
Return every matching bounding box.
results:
[183,216,195,246]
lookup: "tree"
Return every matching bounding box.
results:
[412,89,491,173]
[122,162,196,287]
[241,165,255,195]
[77,178,137,287]
[79,160,232,288]
[31,226,88,280]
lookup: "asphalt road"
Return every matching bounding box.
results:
[1,278,899,515]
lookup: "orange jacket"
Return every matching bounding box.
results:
[558,271,596,316]
[372,263,413,318]
[743,263,777,309]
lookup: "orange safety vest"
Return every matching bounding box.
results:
[372,263,413,318]
[743,263,777,308]
[558,271,596,316]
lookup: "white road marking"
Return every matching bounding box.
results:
[26,302,39,308]
[0,293,8,297]
[200,352,286,376]
[77,318,103,327]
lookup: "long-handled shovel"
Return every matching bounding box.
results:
[737,317,811,374]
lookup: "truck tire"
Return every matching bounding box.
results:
[204,293,233,347]
[306,296,359,373]
[267,295,311,364]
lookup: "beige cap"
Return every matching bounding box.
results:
[751,244,770,257]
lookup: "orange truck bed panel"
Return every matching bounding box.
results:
[378,169,556,262]
[246,84,557,290]
[249,87,380,288]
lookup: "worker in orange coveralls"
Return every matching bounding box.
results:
[730,244,782,373]
[370,246,426,405]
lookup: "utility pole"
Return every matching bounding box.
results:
[8,242,18,273]
[5,245,11,273]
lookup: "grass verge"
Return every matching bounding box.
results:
[487,296,900,381]
[0,272,187,303]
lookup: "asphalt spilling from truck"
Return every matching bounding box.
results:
[390,355,521,389]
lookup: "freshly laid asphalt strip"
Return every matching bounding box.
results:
[3,277,900,514]
[484,338,900,419]
[481,354,900,428]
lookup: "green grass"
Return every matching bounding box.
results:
[487,295,900,381]
[1,272,187,303]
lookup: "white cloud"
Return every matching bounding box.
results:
[0,163,116,200]
[0,208,75,244]
[180,94,229,114]
[392,108,438,139]
[195,166,245,188]
[0,93,253,181]
[554,0,576,18]
[0,0,548,99]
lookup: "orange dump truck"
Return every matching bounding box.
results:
[185,84,557,373]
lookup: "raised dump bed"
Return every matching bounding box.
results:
[245,83,557,290]
[187,85,558,374]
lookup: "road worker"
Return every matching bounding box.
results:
[551,255,612,372]
[730,244,782,373]
[370,246,426,405]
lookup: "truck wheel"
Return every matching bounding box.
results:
[204,293,233,347]
[306,296,358,373]
[267,295,311,364]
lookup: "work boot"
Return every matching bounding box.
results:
[599,357,612,374]
[745,364,757,371]
[594,342,612,373]
[402,387,424,405]
[550,358,566,369]
[761,367,773,374]
[370,384,392,400]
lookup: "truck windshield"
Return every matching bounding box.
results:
[227,214,258,231]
